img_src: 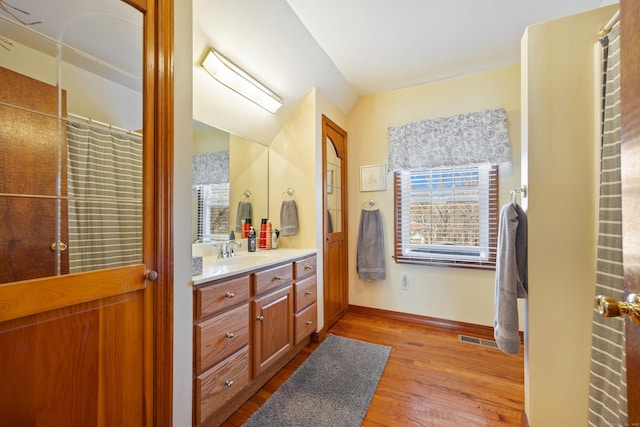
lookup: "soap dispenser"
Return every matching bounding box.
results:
[248,226,257,252]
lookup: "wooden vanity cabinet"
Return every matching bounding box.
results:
[194,253,317,427]
[293,256,318,344]
[251,284,294,376]
[194,274,251,425]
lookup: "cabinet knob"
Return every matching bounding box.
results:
[146,271,158,281]
[304,264,312,270]
[305,290,313,296]
[306,320,313,325]
[224,380,234,388]
[225,332,234,339]
[257,315,264,322]
[274,275,282,281]
[225,292,235,298]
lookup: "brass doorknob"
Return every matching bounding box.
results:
[50,242,68,252]
[595,294,640,326]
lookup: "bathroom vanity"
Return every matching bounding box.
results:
[192,248,317,426]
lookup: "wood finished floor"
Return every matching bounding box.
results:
[222,311,525,427]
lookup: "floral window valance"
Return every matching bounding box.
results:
[388,108,511,171]
[192,151,229,186]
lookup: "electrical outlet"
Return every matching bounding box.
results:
[401,274,409,290]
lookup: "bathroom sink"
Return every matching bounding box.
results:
[212,253,274,267]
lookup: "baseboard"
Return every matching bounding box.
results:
[348,304,524,342]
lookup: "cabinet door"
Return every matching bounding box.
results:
[252,285,293,377]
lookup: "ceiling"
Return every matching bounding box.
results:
[193,0,613,144]
[1,0,615,144]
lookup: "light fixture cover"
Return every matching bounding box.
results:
[201,49,283,113]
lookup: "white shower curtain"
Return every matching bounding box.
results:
[67,122,143,273]
[587,22,627,426]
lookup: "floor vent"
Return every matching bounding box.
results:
[458,334,499,349]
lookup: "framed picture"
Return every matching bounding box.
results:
[360,164,386,192]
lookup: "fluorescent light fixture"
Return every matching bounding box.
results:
[201,48,283,113]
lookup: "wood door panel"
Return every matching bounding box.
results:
[0,67,67,197]
[325,236,347,328]
[252,285,294,376]
[0,290,145,426]
[0,265,146,323]
[0,197,68,283]
[620,0,640,421]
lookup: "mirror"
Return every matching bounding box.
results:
[0,0,143,284]
[326,136,342,233]
[192,120,268,243]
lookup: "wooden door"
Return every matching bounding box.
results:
[620,0,640,421]
[0,67,69,282]
[0,0,174,425]
[322,115,348,330]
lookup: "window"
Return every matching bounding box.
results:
[195,183,230,241]
[394,164,498,269]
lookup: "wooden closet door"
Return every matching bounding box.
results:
[323,115,349,331]
[0,67,69,283]
[0,0,175,425]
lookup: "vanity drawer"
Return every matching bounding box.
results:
[294,255,316,280]
[294,302,317,344]
[294,275,317,312]
[195,275,250,320]
[195,303,249,372]
[195,346,250,425]
[252,263,293,296]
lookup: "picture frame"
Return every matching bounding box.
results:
[360,164,386,192]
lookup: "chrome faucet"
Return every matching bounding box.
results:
[218,239,242,258]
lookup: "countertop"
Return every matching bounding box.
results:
[191,248,317,285]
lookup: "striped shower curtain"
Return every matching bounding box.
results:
[587,22,627,426]
[67,122,143,273]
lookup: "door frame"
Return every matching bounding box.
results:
[141,0,174,423]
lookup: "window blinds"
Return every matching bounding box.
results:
[394,165,499,269]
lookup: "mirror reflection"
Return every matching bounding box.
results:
[0,0,143,284]
[192,120,268,243]
[326,136,342,233]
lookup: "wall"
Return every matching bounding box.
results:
[315,89,349,331]
[0,41,141,130]
[345,64,522,328]
[173,0,194,424]
[229,134,269,225]
[521,5,616,426]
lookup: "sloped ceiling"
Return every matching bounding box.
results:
[1,0,613,145]
[193,0,611,144]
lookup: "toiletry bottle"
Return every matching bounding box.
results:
[259,218,267,249]
[248,226,257,252]
[266,222,272,249]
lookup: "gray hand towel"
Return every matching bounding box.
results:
[494,203,528,355]
[280,200,298,236]
[357,209,386,280]
[235,201,253,232]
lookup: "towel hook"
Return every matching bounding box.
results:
[510,185,527,204]
[282,187,295,198]
[242,190,251,198]
[361,199,376,209]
